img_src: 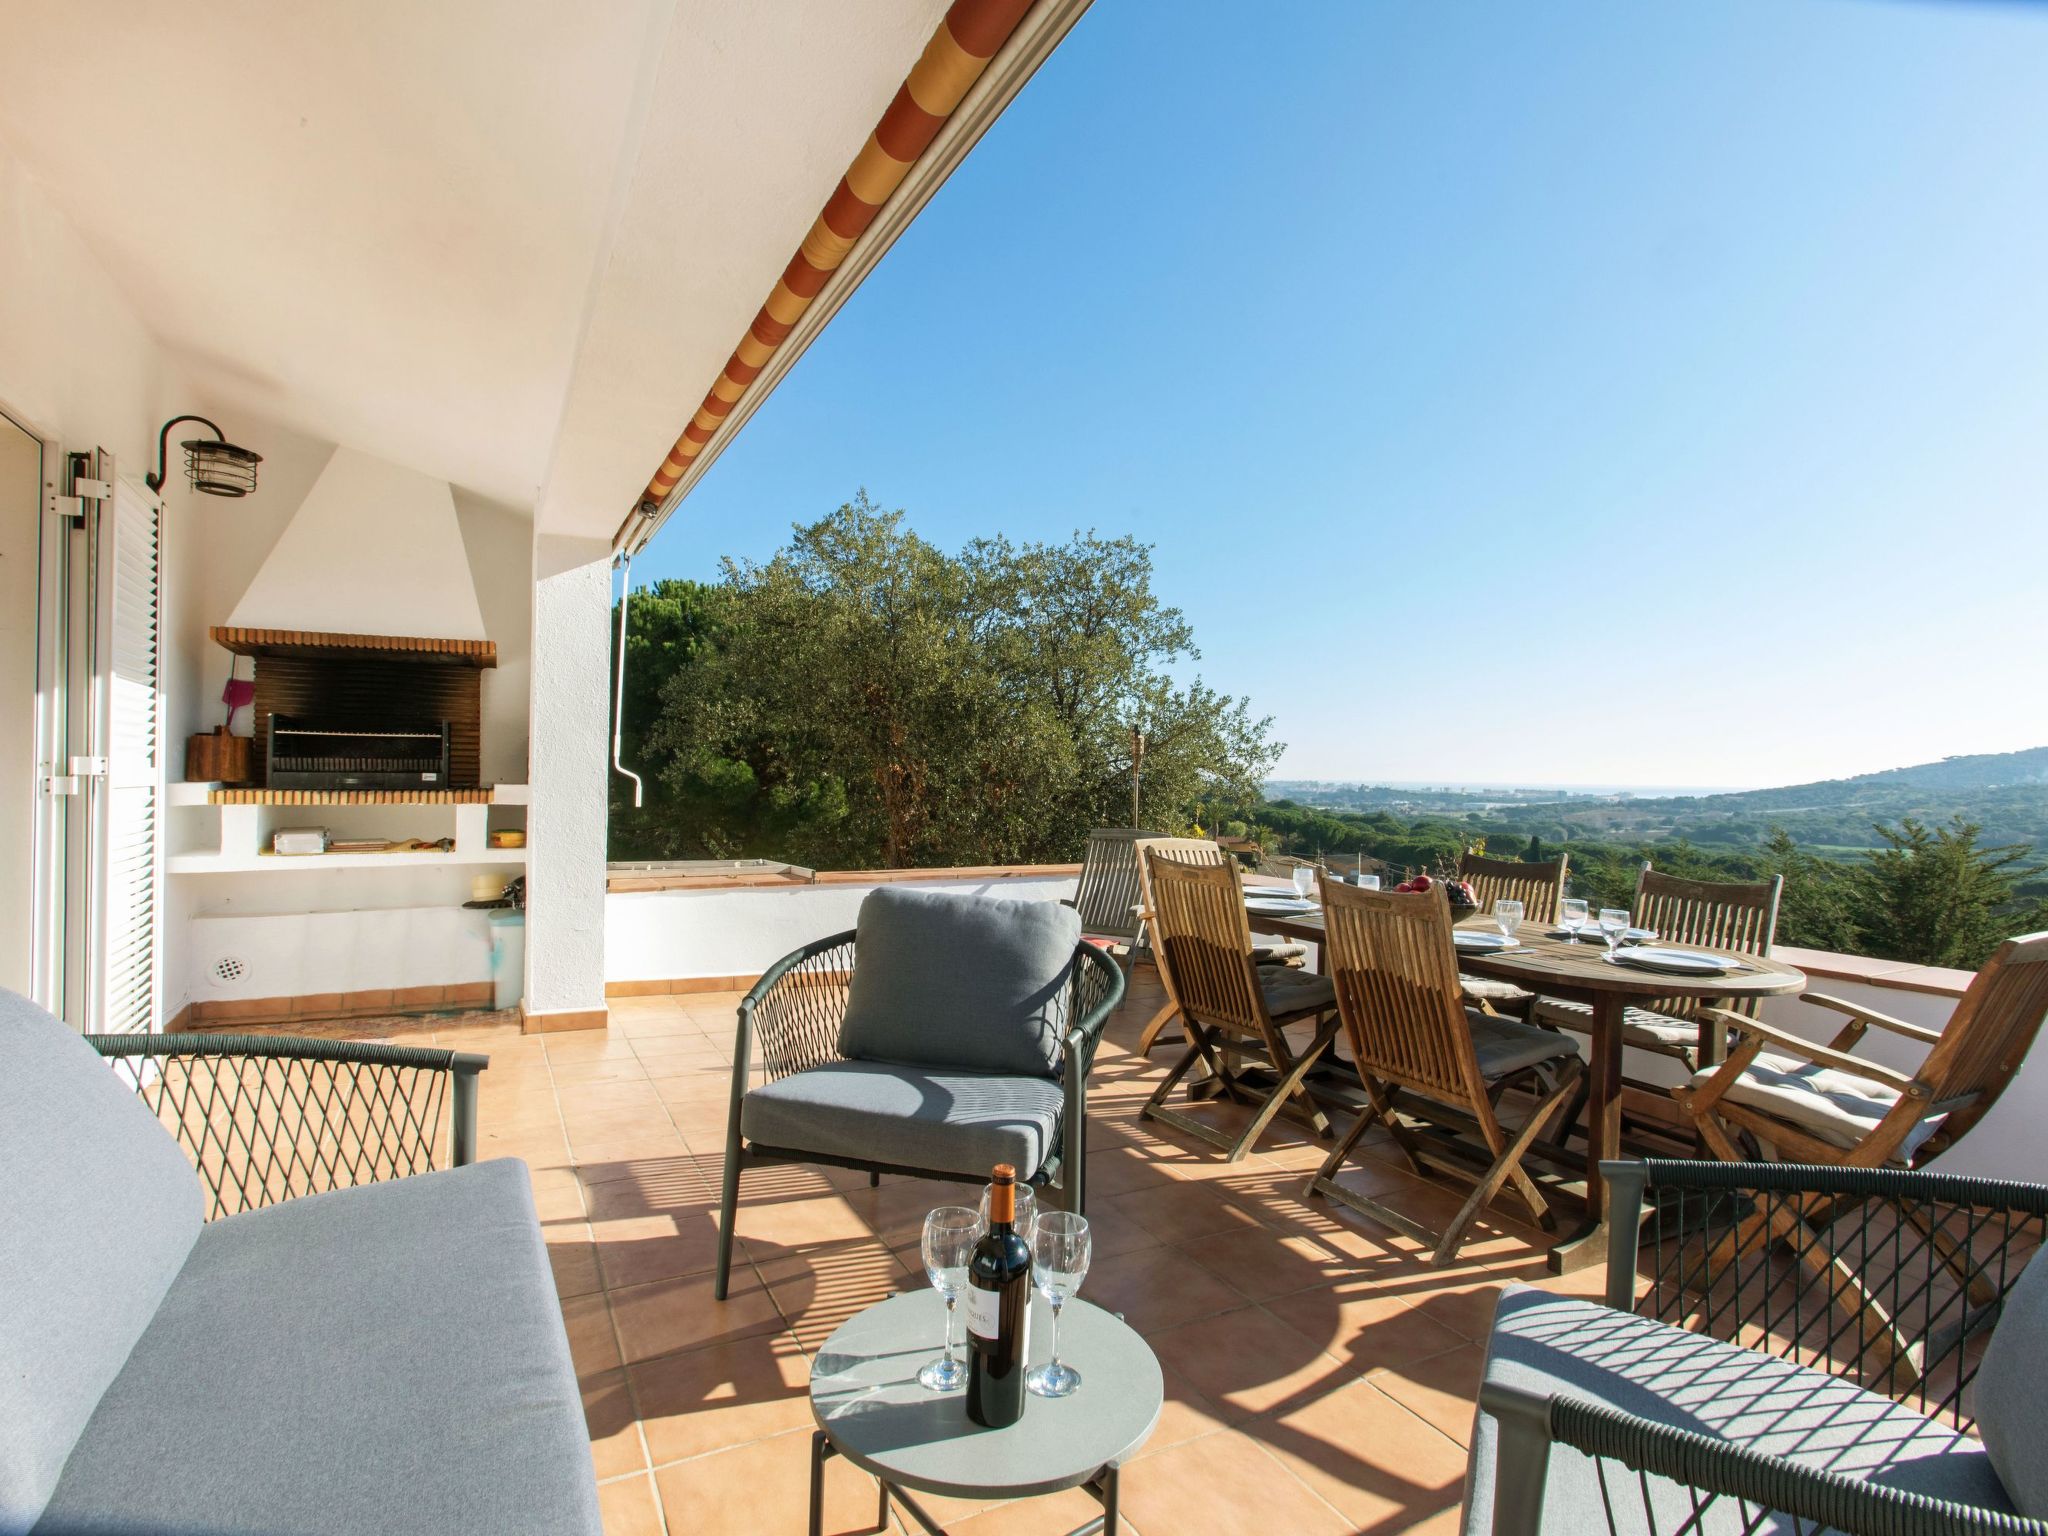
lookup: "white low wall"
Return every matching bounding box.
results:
[186,906,495,1005]
[605,873,1081,986]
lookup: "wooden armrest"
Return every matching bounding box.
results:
[1801,991,1943,1046]
[1701,1008,1917,1089]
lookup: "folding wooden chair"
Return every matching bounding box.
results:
[1456,850,1568,1016]
[1307,878,1584,1266]
[1535,865,1782,1071]
[1130,837,1305,1057]
[1676,930,2048,1384]
[1064,827,1155,982]
[1138,850,1340,1162]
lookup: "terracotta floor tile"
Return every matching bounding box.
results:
[1118,1426,1351,1536]
[1181,1226,1357,1302]
[609,1268,785,1365]
[651,1427,891,1536]
[1082,1244,1250,1336]
[761,1239,921,1353]
[559,1080,666,1117]
[949,1487,1108,1534]
[551,1234,605,1299]
[583,1371,649,1479]
[594,1218,728,1290]
[1262,1278,1474,1379]
[597,1472,666,1536]
[1097,1182,1268,1248]
[735,1187,875,1251]
[584,1157,714,1219]
[631,1328,814,1465]
[563,1291,622,1378]
[1367,1345,1486,1447]
[1134,1363,1235,1457]
[1243,1374,1469,1531]
[1146,1303,1360,1422]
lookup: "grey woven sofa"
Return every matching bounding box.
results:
[1465,1158,2048,1536]
[0,987,601,1536]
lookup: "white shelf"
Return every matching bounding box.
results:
[167,781,223,806]
[168,848,527,875]
[165,781,529,806]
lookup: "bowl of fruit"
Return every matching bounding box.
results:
[1391,873,1481,920]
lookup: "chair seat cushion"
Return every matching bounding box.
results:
[1686,1049,1944,1159]
[1463,1286,2011,1536]
[35,1159,600,1536]
[1533,994,1700,1049]
[1260,968,1335,1019]
[1461,976,1533,1005]
[743,1061,1065,1180]
[1466,1010,1582,1079]
[839,888,1081,1077]
[1252,941,1309,966]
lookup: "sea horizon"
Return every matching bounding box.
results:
[1266,778,1753,801]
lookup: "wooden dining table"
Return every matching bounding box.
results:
[1244,899,1807,1272]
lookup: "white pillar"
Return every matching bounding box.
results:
[522,533,612,1031]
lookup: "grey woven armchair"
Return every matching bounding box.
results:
[92,1030,489,1219]
[714,922,1124,1300]
[1467,1158,2048,1536]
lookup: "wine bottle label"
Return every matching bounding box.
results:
[965,1285,999,1341]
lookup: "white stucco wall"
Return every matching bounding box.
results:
[605,873,1082,985]
[185,906,494,1001]
[525,535,613,1017]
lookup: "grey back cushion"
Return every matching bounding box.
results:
[0,989,204,1533]
[837,888,1082,1078]
[1976,1246,2048,1517]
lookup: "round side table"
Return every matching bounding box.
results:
[809,1289,1162,1536]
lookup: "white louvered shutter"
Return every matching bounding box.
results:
[92,473,163,1034]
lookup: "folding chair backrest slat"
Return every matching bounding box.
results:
[1917,932,2048,1147]
[1071,827,1154,942]
[1633,866,1783,1020]
[1457,851,1568,926]
[1318,878,1489,1116]
[1143,849,1267,1038]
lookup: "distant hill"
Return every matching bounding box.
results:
[1266,748,2048,856]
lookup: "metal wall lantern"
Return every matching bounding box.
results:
[145,414,262,498]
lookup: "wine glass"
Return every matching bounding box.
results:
[1494,899,1524,945]
[1599,907,1631,958]
[918,1207,980,1392]
[1026,1211,1092,1399]
[1560,898,1589,943]
[977,1179,1037,1242]
[1291,865,1315,899]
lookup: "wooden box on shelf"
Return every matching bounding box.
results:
[185,727,252,786]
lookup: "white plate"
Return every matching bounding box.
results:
[1610,947,1733,976]
[1245,896,1316,914]
[1453,930,1512,951]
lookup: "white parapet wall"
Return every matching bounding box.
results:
[606,870,1082,989]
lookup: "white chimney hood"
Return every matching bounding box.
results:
[227,446,486,641]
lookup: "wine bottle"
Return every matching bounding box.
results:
[965,1163,1032,1428]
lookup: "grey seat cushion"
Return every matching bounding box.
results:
[743,1061,1065,1179]
[1534,994,1700,1049]
[1973,1248,2048,1517]
[1260,968,1335,1019]
[1464,1286,2011,1536]
[839,888,1081,1076]
[35,1158,601,1536]
[1684,1049,1944,1159]
[1,988,204,1533]
[1466,1010,1581,1080]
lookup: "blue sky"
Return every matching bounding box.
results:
[638,0,2048,791]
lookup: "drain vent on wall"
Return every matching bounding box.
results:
[210,955,249,987]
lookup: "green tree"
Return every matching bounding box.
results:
[1758,827,1860,952]
[1852,817,2045,969]
[624,494,1280,868]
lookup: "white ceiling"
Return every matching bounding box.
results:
[0,0,951,536]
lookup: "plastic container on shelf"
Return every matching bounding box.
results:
[487,909,525,1011]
